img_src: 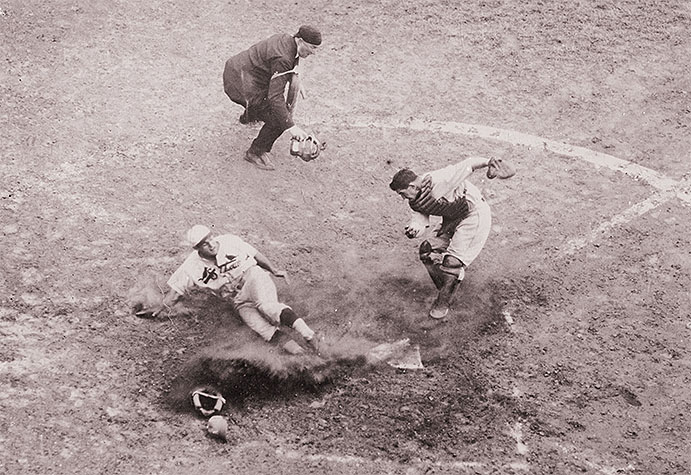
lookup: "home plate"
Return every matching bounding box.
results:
[365,338,424,370]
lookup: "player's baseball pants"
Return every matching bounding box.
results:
[234,265,288,341]
[428,198,491,271]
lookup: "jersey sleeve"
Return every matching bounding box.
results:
[429,161,473,200]
[166,255,199,295]
[227,235,258,259]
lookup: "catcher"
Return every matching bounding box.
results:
[223,25,322,170]
[138,225,321,355]
[389,157,515,319]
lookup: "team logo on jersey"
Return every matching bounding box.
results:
[199,266,219,284]
[218,254,241,273]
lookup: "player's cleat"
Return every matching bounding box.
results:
[429,305,449,320]
[282,339,305,355]
[244,150,274,171]
[306,334,323,354]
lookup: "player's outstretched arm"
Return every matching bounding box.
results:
[254,251,287,278]
[467,156,493,172]
[136,287,181,318]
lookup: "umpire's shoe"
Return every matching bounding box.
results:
[260,152,275,170]
[244,150,275,171]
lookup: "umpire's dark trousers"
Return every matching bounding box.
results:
[224,82,285,155]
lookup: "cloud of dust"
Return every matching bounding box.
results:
[131,249,423,413]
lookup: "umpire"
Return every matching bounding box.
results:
[223,25,322,170]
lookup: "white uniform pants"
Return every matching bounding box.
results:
[428,198,491,270]
[234,265,288,341]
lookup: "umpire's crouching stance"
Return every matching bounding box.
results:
[223,25,322,171]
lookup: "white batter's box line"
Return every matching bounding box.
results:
[273,447,529,473]
[562,189,679,254]
[338,117,682,194]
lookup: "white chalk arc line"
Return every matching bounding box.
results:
[563,190,676,254]
[323,116,689,252]
[336,116,689,204]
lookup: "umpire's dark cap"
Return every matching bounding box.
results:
[296,25,322,46]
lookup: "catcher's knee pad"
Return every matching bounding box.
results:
[418,240,433,262]
[440,255,464,278]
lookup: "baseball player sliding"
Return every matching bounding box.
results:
[141,225,321,355]
[389,157,514,319]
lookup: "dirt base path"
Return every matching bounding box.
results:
[1,1,690,473]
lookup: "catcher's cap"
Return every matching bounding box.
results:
[191,387,226,417]
[187,225,211,248]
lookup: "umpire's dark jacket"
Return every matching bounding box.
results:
[223,33,298,131]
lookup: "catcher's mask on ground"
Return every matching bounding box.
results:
[289,136,326,162]
[191,387,226,417]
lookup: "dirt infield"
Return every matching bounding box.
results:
[2,1,690,474]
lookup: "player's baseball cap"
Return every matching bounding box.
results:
[187,225,211,248]
[295,25,321,46]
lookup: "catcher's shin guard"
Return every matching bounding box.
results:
[419,240,444,290]
[429,255,464,319]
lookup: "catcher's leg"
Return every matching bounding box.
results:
[419,240,444,290]
[429,255,465,320]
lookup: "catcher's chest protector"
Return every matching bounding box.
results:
[409,180,470,221]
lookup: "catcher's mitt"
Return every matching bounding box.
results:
[486,157,516,179]
[290,135,326,162]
